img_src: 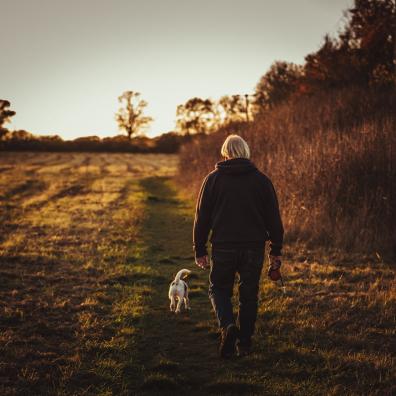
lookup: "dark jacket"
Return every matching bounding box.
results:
[193,158,284,258]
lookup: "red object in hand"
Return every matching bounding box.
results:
[268,257,282,281]
[269,268,281,281]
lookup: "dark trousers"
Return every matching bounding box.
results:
[209,247,264,346]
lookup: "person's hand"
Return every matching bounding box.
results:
[195,255,210,270]
[269,255,282,270]
[268,255,282,281]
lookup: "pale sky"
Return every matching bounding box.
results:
[1,0,352,139]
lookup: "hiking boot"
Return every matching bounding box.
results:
[236,342,251,357]
[219,324,239,358]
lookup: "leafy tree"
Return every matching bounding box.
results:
[344,0,395,86]
[305,0,395,89]
[10,130,34,140]
[0,100,16,140]
[115,91,153,140]
[218,95,248,123]
[176,97,217,135]
[255,61,303,109]
[304,35,352,89]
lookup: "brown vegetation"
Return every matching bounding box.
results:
[177,0,396,257]
[178,87,396,257]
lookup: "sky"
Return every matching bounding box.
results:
[1,0,353,139]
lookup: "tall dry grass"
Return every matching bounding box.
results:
[178,87,396,257]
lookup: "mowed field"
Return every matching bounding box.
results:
[0,152,395,396]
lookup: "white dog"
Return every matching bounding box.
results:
[168,269,191,313]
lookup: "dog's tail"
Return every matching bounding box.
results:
[174,269,191,284]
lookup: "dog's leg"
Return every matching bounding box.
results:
[170,296,176,312]
[184,289,191,310]
[175,297,183,313]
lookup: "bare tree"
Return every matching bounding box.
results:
[115,91,153,140]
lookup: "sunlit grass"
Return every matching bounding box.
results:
[0,152,394,395]
[0,152,177,396]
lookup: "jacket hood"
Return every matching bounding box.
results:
[215,158,257,175]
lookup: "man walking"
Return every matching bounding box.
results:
[193,134,284,358]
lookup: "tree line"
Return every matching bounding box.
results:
[119,0,395,136]
[175,0,395,133]
[0,95,192,153]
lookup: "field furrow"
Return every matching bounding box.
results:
[0,153,178,395]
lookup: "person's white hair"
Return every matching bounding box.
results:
[221,134,250,159]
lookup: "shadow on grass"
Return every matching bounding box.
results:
[130,177,225,394]
[0,252,94,395]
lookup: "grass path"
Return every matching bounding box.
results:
[131,177,255,395]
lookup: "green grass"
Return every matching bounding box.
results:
[0,153,394,395]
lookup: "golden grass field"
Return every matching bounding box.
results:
[0,152,395,396]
